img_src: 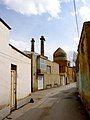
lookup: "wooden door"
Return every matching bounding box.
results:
[11,66,17,110]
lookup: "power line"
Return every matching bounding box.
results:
[73,0,79,37]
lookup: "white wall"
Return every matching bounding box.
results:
[0,22,10,53]
[10,47,31,100]
[0,20,31,119]
[0,21,10,109]
[0,20,31,102]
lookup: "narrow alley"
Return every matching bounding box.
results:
[4,83,90,120]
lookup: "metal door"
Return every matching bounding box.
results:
[11,70,17,110]
[38,76,44,90]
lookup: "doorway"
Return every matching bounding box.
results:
[38,75,44,90]
[60,75,65,86]
[11,64,17,111]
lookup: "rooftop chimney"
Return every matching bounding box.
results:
[31,38,35,52]
[40,36,45,56]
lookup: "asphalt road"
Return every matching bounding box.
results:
[14,87,90,120]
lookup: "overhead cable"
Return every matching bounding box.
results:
[73,0,79,37]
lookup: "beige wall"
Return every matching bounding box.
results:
[67,67,75,83]
[42,59,60,89]
[32,53,38,91]
[78,22,90,110]
[31,55,60,91]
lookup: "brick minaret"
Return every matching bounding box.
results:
[31,38,35,52]
[40,36,45,56]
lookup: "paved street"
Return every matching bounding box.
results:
[5,83,90,120]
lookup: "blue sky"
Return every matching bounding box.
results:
[0,0,90,61]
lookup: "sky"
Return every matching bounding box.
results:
[0,0,90,61]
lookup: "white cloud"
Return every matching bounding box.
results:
[1,0,61,19]
[9,39,30,51]
[79,6,90,22]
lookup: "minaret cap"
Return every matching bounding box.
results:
[40,36,45,41]
[40,36,45,56]
[31,38,35,52]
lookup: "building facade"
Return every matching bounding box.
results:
[67,66,76,83]
[0,18,11,119]
[25,37,60,92]
[53,47,69,85]
[0,18,31,119]
[9,44,31,110]
[37,55,60,90]
[77,21,90,112]
[53,47,76,85]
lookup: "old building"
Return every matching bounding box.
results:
[37,55,60,90]
[53,48,76,85]
[0,18,11,119]
[9,44,31,110]
[25,36,60,92]
[67,66,76,83]
[53,47,69,85]
[0,18,31,119]
[77,21,90,112]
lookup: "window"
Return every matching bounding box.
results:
[47,65,51,74]
[40,58,46,70]
[59,66,65,73]
[37,58,46,70]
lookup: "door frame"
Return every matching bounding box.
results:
[38,75,44,90]
[60,75,65,85]
[10,64,17,111]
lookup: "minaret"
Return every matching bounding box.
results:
[40,36,45,56]
[31,38,35,52]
